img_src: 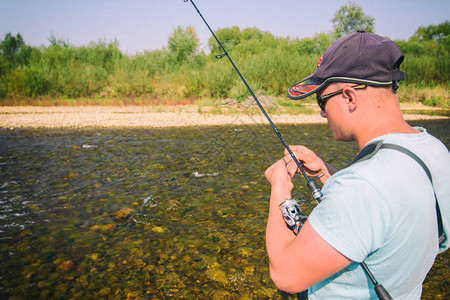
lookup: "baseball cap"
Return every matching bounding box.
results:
[287,30,405,100]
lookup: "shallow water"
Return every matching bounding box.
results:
[0,120,448,299]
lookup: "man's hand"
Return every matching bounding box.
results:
[284,146,335,183]
[265,156,297,203]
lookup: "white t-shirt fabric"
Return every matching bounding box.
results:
[308,127,450,299]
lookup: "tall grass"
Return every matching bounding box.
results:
[0,28,448,107]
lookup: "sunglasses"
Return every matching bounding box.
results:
[316,84,367,111]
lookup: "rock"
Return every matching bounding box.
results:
[57,260,74,272]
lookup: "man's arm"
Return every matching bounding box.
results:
[265,156,351,293]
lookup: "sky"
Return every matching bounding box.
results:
[1,0,449,55]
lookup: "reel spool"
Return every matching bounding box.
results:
[279,199,308,235]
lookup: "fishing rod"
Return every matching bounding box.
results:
[183,0,322,204]
[184,1,392,299]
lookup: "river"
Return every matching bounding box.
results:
[0,120,448,299]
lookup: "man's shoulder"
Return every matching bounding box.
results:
[353,129,449,173]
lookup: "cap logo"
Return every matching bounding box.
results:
[289,84,319,96]
[316,55,323,68]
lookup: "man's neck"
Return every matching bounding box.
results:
[356,120,420,149]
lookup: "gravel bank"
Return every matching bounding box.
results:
[0,105,448,129]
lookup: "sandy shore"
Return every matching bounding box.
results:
[0,104,448,128]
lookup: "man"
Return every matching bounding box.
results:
[265,30,449,299]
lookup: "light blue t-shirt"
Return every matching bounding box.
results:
[308,128,450,299]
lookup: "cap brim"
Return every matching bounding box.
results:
[288,76,395,100]
[287,76,326,100]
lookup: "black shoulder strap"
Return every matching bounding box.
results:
[350,142,445,246]
[349,141,383,165]
[380,143,445,246]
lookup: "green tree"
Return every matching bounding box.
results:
[48,34,70,48]
[1,32,25,60]
[331,1,375,38]
[208,26,241,55]
[409,21,449,42]
[168,26,199,62]
[0,32,33,76]
[241,27,263,41]
[408,21,450,55]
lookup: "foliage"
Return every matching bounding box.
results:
[0,32,34,76]
[1,32,26,61]
[394,20,450,91]
[0,19,448,107]
[289,33,334,56]
[208,26,241,55]
[331,1,375,38]
[168,26,199,62]
[409,21,450,43]
[407,21,450,56]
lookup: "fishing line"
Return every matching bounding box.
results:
[184,1,393,299]
[233,108,275,165]
[246,119,274,165]
[183,0,322,204]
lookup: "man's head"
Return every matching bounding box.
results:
[315,82,397,144]
[287,31,405,106]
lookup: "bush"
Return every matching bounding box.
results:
[402,55,449,85]
[0,26,448,103]
[204,60,235,98]
[168,26,199,63]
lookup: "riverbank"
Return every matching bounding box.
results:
[0,104,448,128]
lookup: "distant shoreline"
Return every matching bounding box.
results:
[0,104,448,129]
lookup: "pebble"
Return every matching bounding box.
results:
[0,105,445,128]
[0,106,323,128]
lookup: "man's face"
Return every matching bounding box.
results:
[317,84,354,142]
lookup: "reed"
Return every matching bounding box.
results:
[0,29,448,107]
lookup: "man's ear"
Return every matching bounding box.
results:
[343,87,358,111]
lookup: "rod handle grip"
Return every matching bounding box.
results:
[306,180,322,203]
[374,283,393,300]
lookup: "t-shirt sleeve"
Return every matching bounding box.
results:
[308,171,392,263]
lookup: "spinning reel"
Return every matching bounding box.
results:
[279,199,308,235]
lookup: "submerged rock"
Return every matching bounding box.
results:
[57,260,74,273]
[115,208,135,218]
